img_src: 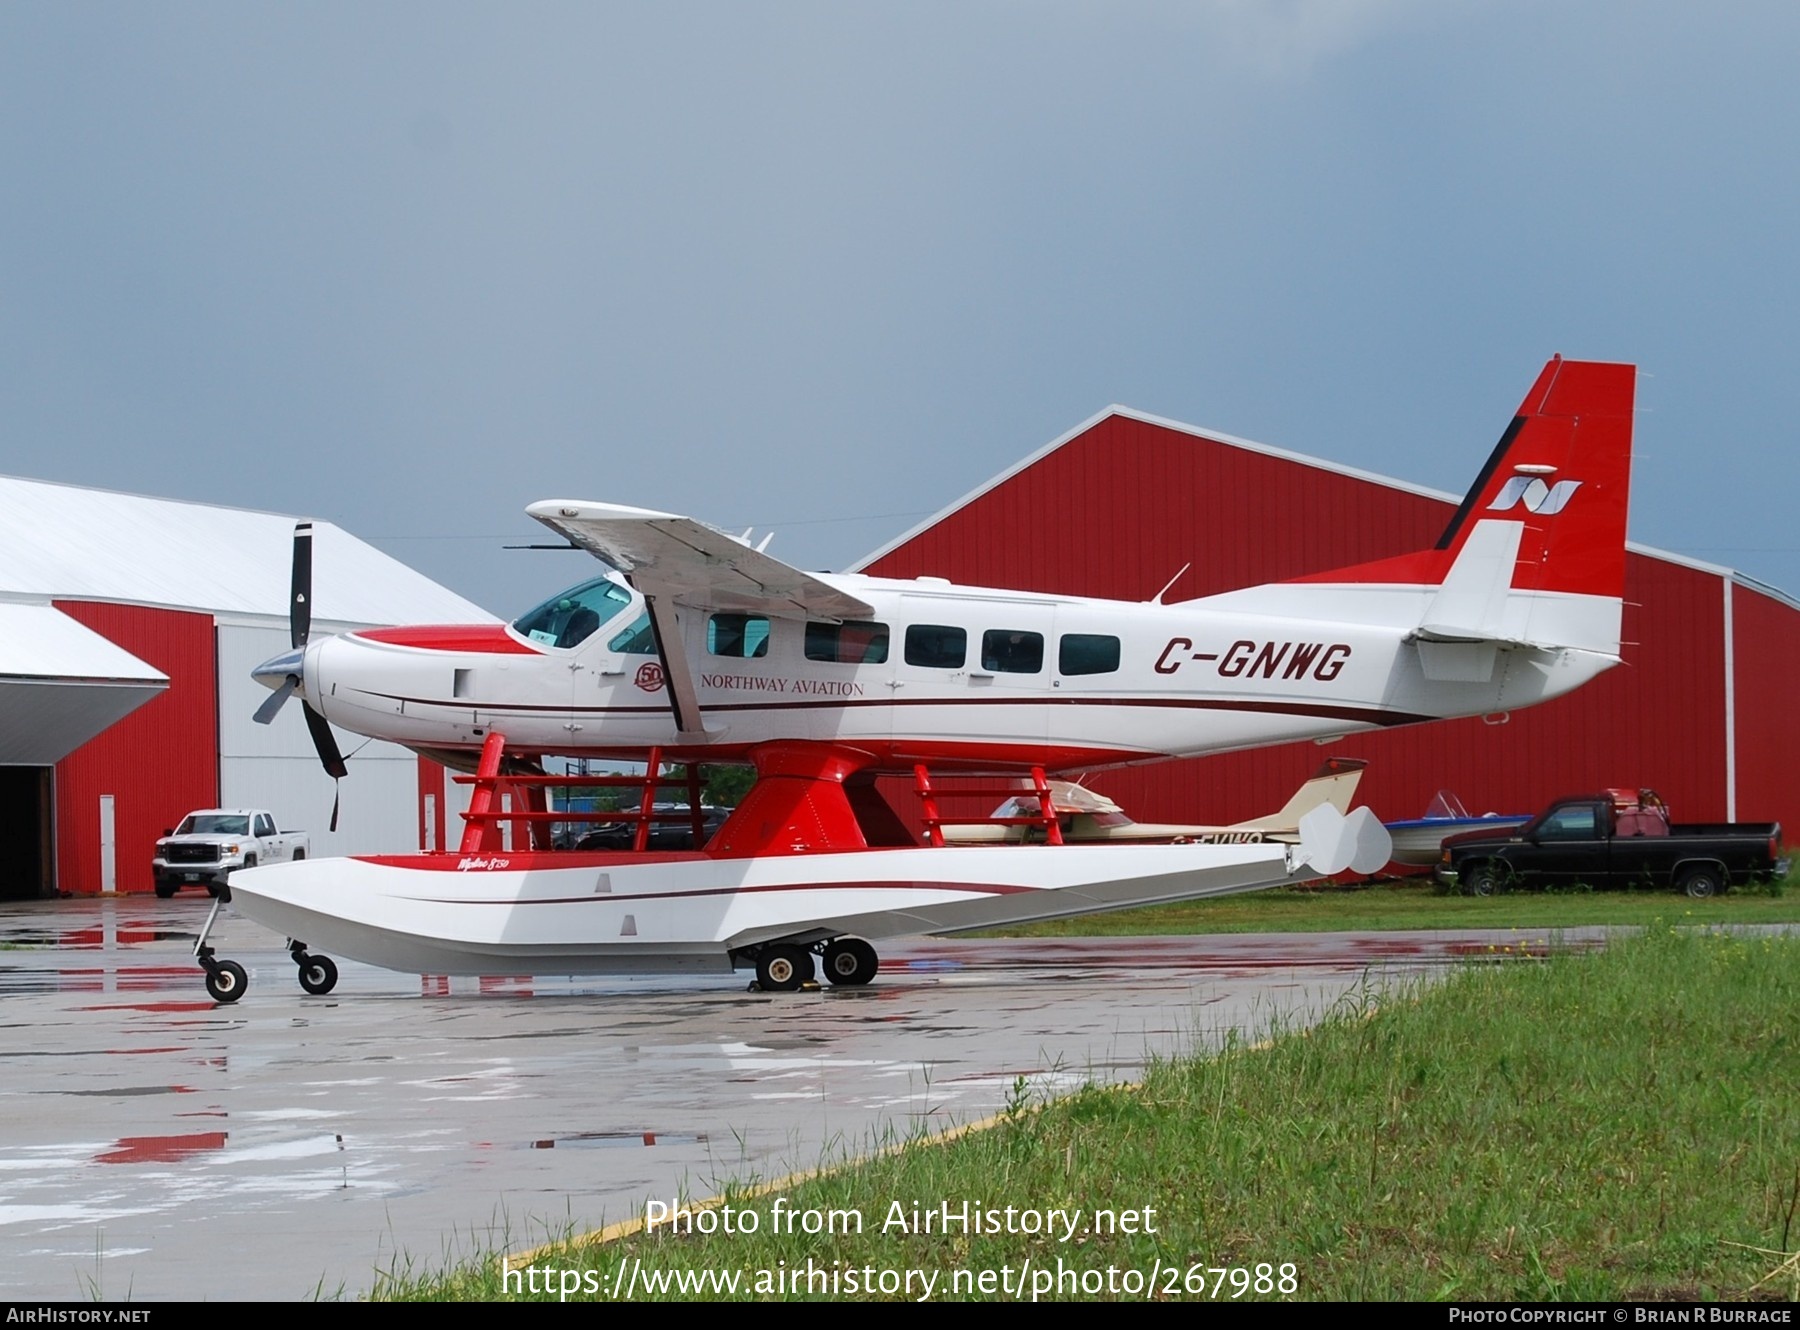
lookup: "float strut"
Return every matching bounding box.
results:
[193,896,227,975]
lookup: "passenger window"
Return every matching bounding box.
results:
[1059,634,1121,676]
[255,814,275,837]
[981,629,1043,673]
[805,620,891,664]
[708,614,771,659]
[608,612,657,655]
[905,624,966,668]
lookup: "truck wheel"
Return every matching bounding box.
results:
[1678,866,1723,899]
[1465,863,1505,897]
[154,882,177,899]
[292,849,305,862]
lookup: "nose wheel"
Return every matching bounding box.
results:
[194,896,248,1003]
[204,959,248,1003]
[190,899,344,1004]
[289,939,340,995]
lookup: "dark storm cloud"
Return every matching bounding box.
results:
[1,2,1795,612]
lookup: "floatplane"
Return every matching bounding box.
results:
[197,356,1634,1001]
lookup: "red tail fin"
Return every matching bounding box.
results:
[1432,356,1634,599]
[1291,356,1635,598]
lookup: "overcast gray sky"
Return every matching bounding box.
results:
[3,2,1795,615]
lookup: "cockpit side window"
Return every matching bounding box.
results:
[512,578,634,650]
[608,612,658,655]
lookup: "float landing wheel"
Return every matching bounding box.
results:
[289,939,340,995]
[822,938,879,986]
[297,954,339,995]
[205,959,248,1004]
[755,944,813,992]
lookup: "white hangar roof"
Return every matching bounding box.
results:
[0,475,495,626]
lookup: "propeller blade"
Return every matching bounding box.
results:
[291,522,314,649]
[303,702,349,780]
[252,675,298,726]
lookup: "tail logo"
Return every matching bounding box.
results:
[1488,476,1582,515]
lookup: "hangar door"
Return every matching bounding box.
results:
[0,767,54,899]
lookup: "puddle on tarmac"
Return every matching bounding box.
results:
[76,1001,218,1014]
[1,929,198,949]
[0,967,203,997]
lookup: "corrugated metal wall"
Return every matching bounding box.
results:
[52,602,218,894]
[864,411,1797,839]
[1729,581,1800,834]
[875,414,1450,602]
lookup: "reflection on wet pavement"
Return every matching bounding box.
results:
[0,896,1604,1301]
[93,1133,230,1165]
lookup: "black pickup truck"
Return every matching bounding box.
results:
[1436,790,1786,898]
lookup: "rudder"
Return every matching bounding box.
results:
[1433,356,1635,604]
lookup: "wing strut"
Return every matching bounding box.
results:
[641,591,713,743]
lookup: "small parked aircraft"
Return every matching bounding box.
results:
[940,758,1367,845]
[199,356,1634,1001]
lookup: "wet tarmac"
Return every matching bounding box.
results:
[0,897,1604,1301]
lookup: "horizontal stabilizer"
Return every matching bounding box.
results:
[1410,519,1524,682]
[1416,520,1523,644]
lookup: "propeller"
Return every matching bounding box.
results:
[252,522,349,825]
[290,518,313,648]
[250,672,297,725]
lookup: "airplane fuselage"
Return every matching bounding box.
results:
[298,568,1614,773]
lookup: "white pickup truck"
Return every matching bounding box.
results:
[152,810,310,899]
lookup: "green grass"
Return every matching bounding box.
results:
[975,875,1799,936]
[376,926,1800,1302]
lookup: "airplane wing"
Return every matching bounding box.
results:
[526,500,874,621]
[526,500,874,742]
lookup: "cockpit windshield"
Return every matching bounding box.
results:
[512,577,634,649]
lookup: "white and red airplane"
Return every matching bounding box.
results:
[202,355,1633,1001]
